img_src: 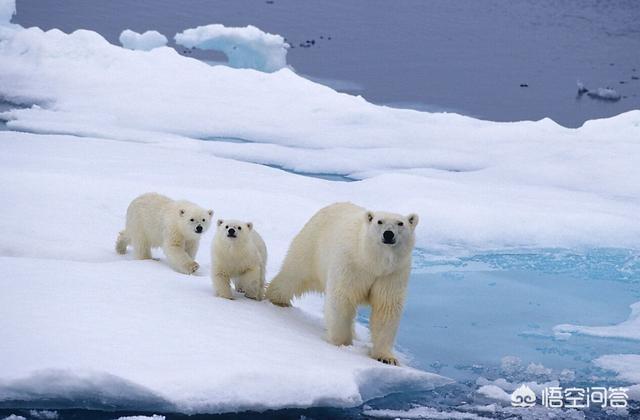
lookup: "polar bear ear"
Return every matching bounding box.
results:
[208,209,214,216]
[366,211,374,223]
[407,213,419,227]
[179,209,185,217]
[246,222,253,230]
[217,219,224,226]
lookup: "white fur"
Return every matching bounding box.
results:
[211,219,267,300]
[116,192,213,274]
[266,202,418,365]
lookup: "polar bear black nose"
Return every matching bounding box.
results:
[228,228,236,237]
[383,230,395,244]
[195,225,203,233]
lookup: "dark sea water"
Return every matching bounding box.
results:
[13,0,640,127]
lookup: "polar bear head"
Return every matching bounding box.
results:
[177,203,214,238]
[364,210,419,255]
[216,219,254,243]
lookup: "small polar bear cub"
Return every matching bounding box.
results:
[212,219,267,300]
[116,193,213,274]
[266,202,418,366]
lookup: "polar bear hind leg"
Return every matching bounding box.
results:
[115,230,130,254]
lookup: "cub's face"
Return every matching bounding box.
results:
[216,219,253,242]
[365,210,419,249]
[179,207,214,238]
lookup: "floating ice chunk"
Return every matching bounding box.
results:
[119,29,167,51]
[594,354,640,383]
[477,384,511,401]
[587,87,621,101]
[362,405,484,419]
[594,354,640,401]
[0,0,15,25]
[554,301,640,340]
[175,24,288,72]
[114,416,165,420]
[2,416,26,420]
[28,411,58,420]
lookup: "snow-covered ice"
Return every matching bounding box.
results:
[554,302,640,341]
[1,8,640,416]
[175,24,288,72]
[119,29,167,51]
[0,132,450,412]
[0,20,638,252]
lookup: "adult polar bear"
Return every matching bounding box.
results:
[266,202,418,365]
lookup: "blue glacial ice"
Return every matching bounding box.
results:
[175,24,288,72]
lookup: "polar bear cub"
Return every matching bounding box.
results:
[116,193,213,274]
[212,219,267,300]
[266,202,418,366]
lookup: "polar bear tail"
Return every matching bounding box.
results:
[115,230,130,254]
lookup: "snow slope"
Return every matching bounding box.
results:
[0,132,450,412]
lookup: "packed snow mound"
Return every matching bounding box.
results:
[554,301,640,341]
[0,0,15,25]
[0,132,450,413]
[175,24,288,72]
[119,29,167,51]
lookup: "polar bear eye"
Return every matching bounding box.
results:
[225,225,228,229]
[377,220,383,225]
[238,226,242,230]
[398,222,404,226]
[190,218,194,222]
[202,218,205,222]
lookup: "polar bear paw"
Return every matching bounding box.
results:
[182,261,199,274]
[374,354,399,366]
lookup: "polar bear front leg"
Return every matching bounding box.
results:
[185,240,199,259]
[325,286,357,346]
[163,241,199,274]
[213,272,233,299]
[369,281,406,366]
[237,267,263,300]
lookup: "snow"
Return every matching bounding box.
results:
[175,24,287,72]
[554,301,640,341]
[119,29,167,51]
